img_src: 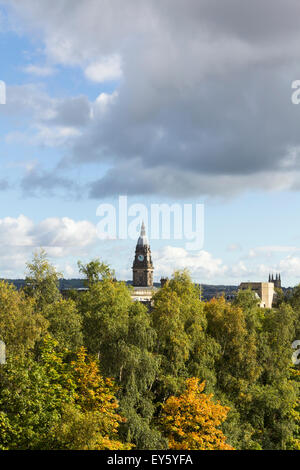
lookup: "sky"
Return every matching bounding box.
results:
[1,1,300,285]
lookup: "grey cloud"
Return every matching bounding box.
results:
[1,84,91,128]
[5,0,300,198]
[89,161,298,199]
[0,179,9,190]
[20,166,82,198]
[49,96,91,127]
[7,1,300,53]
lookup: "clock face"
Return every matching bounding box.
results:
[138,254,144,262]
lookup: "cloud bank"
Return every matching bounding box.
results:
[0,215,97,276]
[2,0,300,198]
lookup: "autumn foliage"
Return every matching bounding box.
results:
[160,378,233,450]
[1,254,299,450]
[70,347,131,449]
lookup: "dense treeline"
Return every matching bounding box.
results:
[0,250,299,450]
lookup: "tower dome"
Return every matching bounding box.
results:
[137,221,149,246]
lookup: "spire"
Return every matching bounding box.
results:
[268,273,271,282]
[137,221,149,246]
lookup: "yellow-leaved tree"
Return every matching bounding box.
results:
[160,378,233,450]
[47,346,133,450]
[66,347,133,450]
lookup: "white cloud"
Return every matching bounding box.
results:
[153,246,227,281]
[0,215,98,277]
[0,215,34,246]
[227,243,242,252]
[32,217,97,248]
[6,125,81,147]
[227,254,300,286]
[33,124,81,147]
[23,64,56,77]
[229,260,249,278]
[93,91,118,115]
[84,55,122,83]
[0,215,97,250]
[63,263,77,277]
[248,245,300,258]
[278,256,300,277]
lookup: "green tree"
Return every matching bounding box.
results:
[78,259,113,287]
[287,284,300,339]
[0,337,130,450]
[50,347,132,450]
[204,296,298,449]
[0,280,48,356]
[43,298,83,351]
[151,270,218,400]
[287,368,300,450]
[24,249,61,311]
[77,260,164,449]
[251,303,298,449]
[0,337,75,449]
[204,296,261,448]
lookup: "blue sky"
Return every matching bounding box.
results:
[1,1,300,286]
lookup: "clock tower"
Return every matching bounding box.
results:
[132,222,154,287]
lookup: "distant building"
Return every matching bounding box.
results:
[131,222,160,304]
[239,281,275,308]
[132,221,154,287]
[268,273,281,289]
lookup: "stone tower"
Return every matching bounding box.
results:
[268,273,281,289]
[132,222,154,287]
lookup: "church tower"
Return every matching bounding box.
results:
[132,222,154,287]
[268,273,281,289]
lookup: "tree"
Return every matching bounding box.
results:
[204,296,298,449]
[258,303,296,385]
[287,368,300,450]
[0,337,131,450]
[205,296,260,391]
[0,337,75,450]
[51,347,132,450]
[0,280,48,356]
[77,264,164,449]
[151,270,218,400]
[79,276,132,363]
[78,259,114,287]
[43,298,83,351]
[204,296,260,448]
[250,302,298,449]
[160,378,233,450]
[49,403,131,450]
[287,284,300,339]
[117,301,164,450]
[24,249,61,311]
